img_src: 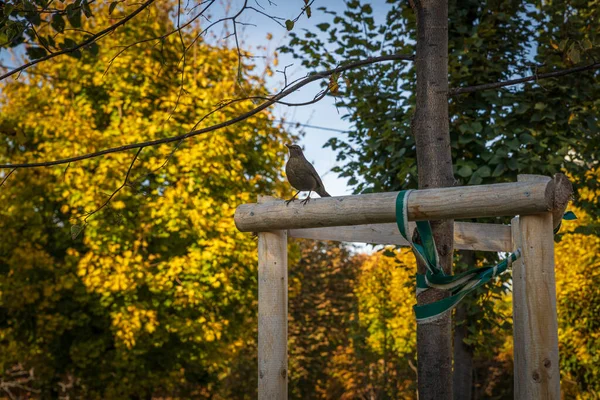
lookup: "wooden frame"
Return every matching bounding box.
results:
[235,175,572,400]
[257,196,288,398]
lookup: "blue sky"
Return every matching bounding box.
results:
[228,1,393,197]
[0,1,394,196]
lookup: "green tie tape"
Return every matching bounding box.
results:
[396,190,575,323]
[396,190,520,323]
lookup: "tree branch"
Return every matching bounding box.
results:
[103,0,216,77]
[81,147,142,223]
[0,168,16,188]
[449,62,600,95]
[0,0,155,82]
[0,54,413,169]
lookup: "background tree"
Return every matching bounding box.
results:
[282,0,599,397]
[289,242,419,399]
[0,3,292,398]
[1,0,598,398]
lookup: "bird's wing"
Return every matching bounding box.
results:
[304,158,326,189]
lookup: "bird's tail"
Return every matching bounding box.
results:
[316,187,331,198]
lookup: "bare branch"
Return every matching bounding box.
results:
[0,0,156,82]
[0,365,40,399]
[103,0,216,76]
[165,0,188,122]
[0,54,413,170]
[81,147,142,223]
[247,6,286,28]
[0,169,17,188]
[450,62,600,95]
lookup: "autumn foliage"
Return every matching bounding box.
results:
[1,1,599,399]
[0,2,290,398]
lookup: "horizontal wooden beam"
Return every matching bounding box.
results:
[288,222,511,252]
[235,175,570,232]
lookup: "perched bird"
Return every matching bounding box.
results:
[285,144,331,205]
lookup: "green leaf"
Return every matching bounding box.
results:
[316,23,330,31]
[26,46,47,60]
[86,41,99,56]
[519,133,536,144]
[71,224,84,240]
[568,47,580,63]
[82,1,93,17]
[458,123,470,134]
[586,116,598,133]
[457,165,473,177]
[476,166,491,178]
[306,6,311,18]
[582,38,593,50]
[468,173,482,185]
[559,39,568,51]
[505,138,520,150]
[51,14,65,33]
[458,134,473,144]
[382,249,396,258]
[492,163,506,177]
[285,19,295,31]
[507,157,518,171]
[67,7,82,28]
[60,38,78,50]
[109,2,119,15]
[3,4,14,17]
[68,49,82,59]
[515,103,530,114]
[45,35,56,48]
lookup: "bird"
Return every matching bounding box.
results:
[284,143,331,205]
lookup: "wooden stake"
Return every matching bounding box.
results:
[511,175,561,399]
[257,195,288,400]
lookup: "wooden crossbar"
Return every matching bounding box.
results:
[235,174,572,233]
[288,221,511,252]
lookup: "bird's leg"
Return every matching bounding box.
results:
[285,190,301,206]
[300,191,312,205]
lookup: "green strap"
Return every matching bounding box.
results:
[396,190,576,323]
[396,190,521,323]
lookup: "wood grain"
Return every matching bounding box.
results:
[235,180,556,232]
[512,175,561,399]
[288,221,512,252]
[257,196,288,400]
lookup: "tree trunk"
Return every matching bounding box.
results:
[410,0,454,399]
[453,250,475,400]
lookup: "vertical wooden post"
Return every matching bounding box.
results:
[511,175,560,399]
[257,195,288,399]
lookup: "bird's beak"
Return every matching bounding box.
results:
[285,144,291,149]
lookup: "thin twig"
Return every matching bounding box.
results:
[0,168,16,188]
[0,0,156,82]
[165,0,188,122]
[82,147,142,223]
[103,0,216,77]
[0,54,413,169]
[450,62,600,95]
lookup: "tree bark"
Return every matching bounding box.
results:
[410,0,454,399]
[453,250,475,400]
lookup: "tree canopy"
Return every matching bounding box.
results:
[0,2,291,397]
[0,0,599,398]
[283,0,599,216]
